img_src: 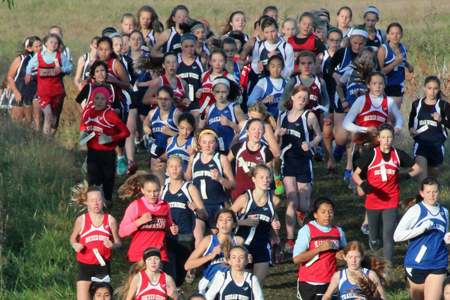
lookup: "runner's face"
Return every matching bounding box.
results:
[298,17,313,36]
[424,81,439,100]
[86,191,103,213]
[350,36,366,54]
[337,9,351,27]
[266,10,278,21]
[228,248,247,271]
[145,255,161,271]
[387,26,402,44]
[173,9,189,25]
[223,43,237,60]
[46,37,59,52]
[178,120,193,139]
[298,56,314,75]
[130,32,143,51]
[263,25,278,44]
[163,55,177,75]
[211,53,225,73]
[364,12,378,30]
[167,157,183,179]
[156,90,173,110]
[112,37,123,56]
[199,134,217,154]
[314,27,326,43]
[121,17,134,33]
[93,287,111,300]
[122,36,130,54]
[94,66,107,83]
[230,13,246,31]
[420,184,439,207]
[291,90,309,110]
[282,21,296,38]
[368,75,384,97]
[377,129,393,149]
[181,39,195,57]
[216,212,234,234]
[93,92,108,110]
[140,11,151,29]
[268,58,282,78]
[141,182,160,204]
[193,28,206,42]
[313,203,334,226]
[97,41,112,61]
[31,40,43,54]
[252,168,270,190]
[49,28,62,38]
[344,250,362,270]
[443,284,450,300]
[327,32,342,52]
[213,83,229,103]
[246,121,264,144]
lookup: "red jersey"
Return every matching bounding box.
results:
[81,107,130,151]
[198,70,231,114]
[232,142,269,199]
[294,75,322,120]
[135,270,168,300]
[37,51,66,111]
[127,198,173,262]
[77,213,112,265]
[240,65,250,92]
[366,146,400,210]
[160,74,185,111]
[355,94,389,128]
[83,83,116,112]
[298,222,342,283]
[288,34,319,71]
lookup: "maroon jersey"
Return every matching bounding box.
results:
[135,270,168,300]
[77,213,112,265]
[366,146,400,210]
[298,222,342,283]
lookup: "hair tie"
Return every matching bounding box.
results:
[91,275,110,283]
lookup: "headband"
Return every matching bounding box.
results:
[92,87,111,101]
[198,19,210,29]
[191,23,206,33]
[109,32,123,39]
[212,78,230,88]
[199,129,218,139]
[143,250,161,261]
[102,27,117,36]
[327,28,343,38]
[351,29,368,39]
[25,38,30,48]
[181,33,197,43]
[364,7,379,17]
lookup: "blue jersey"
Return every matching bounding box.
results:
[382,42,406,86]
[337,48,354,75]
[238,120,269,146]
[262,76,286,118]
[404,202,448,270]
[345,69,367,106]
[166,135,194,172]
[338,268,370,300]
[150,106,179,148]
[161,182,195,235]
[235,190,275,245]
[412,98,448,147]
[365,28,384,50]
[279,110,314,158]
[203,234,237,280]
[216,271,254,300]
[191,152,226,205]
[232,61,241,84]
[207,102,237,152]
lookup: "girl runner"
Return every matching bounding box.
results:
[252,17,294,80]
[221,11,249,41]
[222,38,241,84]
[378,22,414,109]
[184,208,244,294]
[293,197,346,300]
[119,247,179,300]
[7,36,41,123]
[143,85,181,186]
[70,184,121,300]
[409,76,450,183]
[394,178,448,300]
[135,6,161,50]
[190,22,211,61]
[80,87,130,203]
[118,173,179,264]
[74,36,99,91]
[322,241,388,300]
[263,5,278,21]
[120,12,136,34]
[229,120,274,200]
[197,48,236,115]
[185,129,235,244]
[336,6,353,38]
[162,155,208,288]
[277,85,323,253]
[205,246,264,300]
[362,7,386,51]
[352,123,421,263]
[110,33,133,82]
[231,165,280,285]
[151,5,189,56]
[126,30,149,62]
[25,34,73,136]
[89,281,114,300]
[281,18,298,43]
[204,76,245,154]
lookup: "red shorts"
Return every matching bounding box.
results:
[38,92,66,115]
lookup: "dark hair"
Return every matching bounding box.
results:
[424,75,446,100]
[443,276,450,290]
[327,27,343,38]
[214,207,237,227]
[187,294,206,300]
[263,5,278,15]
[222,11,246,35]
[228,30,246,51]
[367,71,387,87]
[157,85,175,99]
[314,19,329,31]
[42,34,65,53]
[89,282,114,298]
[136,6,161,33]
[89,61,108,79]
[261,17,279,31]
[130,29,145,41]
[222,37,237,48]
[212,76,242,102]
[166,5,189,29]
[377,123,394,136]
[386,22,403,34]
[255,15,270,30]
[267,54,285,69]
[337,6,353,21]
[210,48,227,63]
[402,177,440,211]
[284,84,310,110]
[178,112,196,134]
[48,25,63,38]
[294,49,316,68]
[297,11,316,26]
[96,36,118,59]
[364,6,380,21]
[304,197,336,224]
[18,36,41,55]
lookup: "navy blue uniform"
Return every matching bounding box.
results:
[163,27,182,54]
[161,181,195,235]
[150,105,179,158]
[365,29,385,50]
[256,39,289,78]
[321,50,337,113]
[212,271,256,300]
[11,55,35,106]
[207,103,237,153]
[338,268,370,300]
[202,234,237,281]
[236,190,275,265]
[279,110,314,183]
[177,54,203,110]
[166,135,194,172]
[191,152,226,228]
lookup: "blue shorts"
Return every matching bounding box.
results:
[197,203,224,229]
[150,144,166,159]
[385,84,404,97]
[281,155,313,184]
[414,143,444,168]
[245,239,271,267]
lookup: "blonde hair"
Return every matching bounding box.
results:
[247,102,276,129]
[118,172,161,199]
[71,181,104,207]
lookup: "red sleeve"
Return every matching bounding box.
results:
[106,110,130,142]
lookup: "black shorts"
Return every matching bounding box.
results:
[385,84,404,97]
[297,281,334,300]
[414,143,444,168]
[150,144,166,159]
[197,203,224,229]
[246,239,271,268]
[405,267,447,284]
[10,94,33,107]
[77,261,110,281]
[282,155,313,184]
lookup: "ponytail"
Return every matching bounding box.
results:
[361,254,390,286]
[351,270,382,300]
[118,172,161,199]
[117,260,147,299]
[401,177,440,211]
[71,181,104,207]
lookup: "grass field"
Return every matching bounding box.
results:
[2,1,450,299]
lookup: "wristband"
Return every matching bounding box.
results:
[72,243,78,250]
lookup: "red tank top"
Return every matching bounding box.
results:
[135,270,168,300]
[77,213,112,265]
[298,222,341,283]
[366,146,400,210]
[289,34,319,71]
[232,142,268,199]
[198,70,231,114]
[37,51,65,97]
[160,74,185,111]
[127,198,172,262]
[355,94,389,128]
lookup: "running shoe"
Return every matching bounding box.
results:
[314,147,324,162]
[274,175,284,195]
[327,167,336,176]
[271,242,284,265]
[344,169,352,181]
[127,160,138,175]
[333,145,346,162]
[117,156,127,175]
[369,239,380,251]
[185,269,196,284]
[361,223,370,235]
[284,239,295,254]
[296,211,305,227]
